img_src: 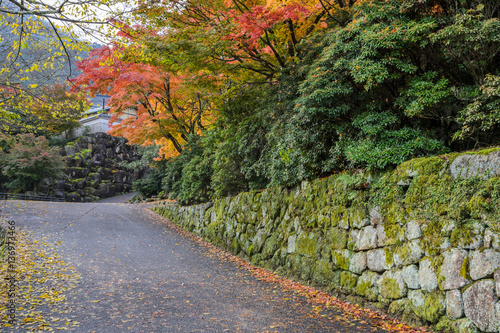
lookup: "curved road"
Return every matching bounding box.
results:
[1,195,388,332]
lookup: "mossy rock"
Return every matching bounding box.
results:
[205,221,223,244]
[230,237,241,254]
[327,227,348,251]
[333,249,353,271]
[422,291,446,323]
[397,156,446,178]
[331,205,347,228]
[311,260,335,286]
[340,271,358,293]
[261,234,279,260]
[436,317,480,333]
[355,271,380,302]
[296,232,319,258]
[380,269,407,299]
[349,204,369,229]
[450,220,485,249]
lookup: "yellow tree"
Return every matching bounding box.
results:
[0,0,129,129]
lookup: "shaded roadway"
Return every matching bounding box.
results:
[1,194,388,332]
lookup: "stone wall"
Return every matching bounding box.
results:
[49,133,144,202]
[152,149,500,333]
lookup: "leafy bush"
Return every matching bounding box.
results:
[0,133,66,193]
[132,167,164,197]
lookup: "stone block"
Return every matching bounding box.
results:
[402,265,420,289]
[463,279,498,332]
[367,248,393,272]
[393,239,424,267]
[408,289,425,318]
[296,232,319,258]
[446,289,464,320]
[347,229,360,251]
[469,249,500,281]
[450,151,500,180]
[357,225,378,250]
[355,271,380,301]
[484,228,500,250]
[422,291,446,323]
[451,221,485,250]
[419,258,438,292]
[349,205,369,229]
[406,220,422,240]
[333,249,353,271]
[380,269,407,299]
[369,206,381,225]
[287,234,296,253]
[439,248,470,290]
[349,251,367,274]
[340,271,358,293]
[326,227,347,250]
[376,223,405,247]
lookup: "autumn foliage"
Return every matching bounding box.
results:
[72,36,216,159]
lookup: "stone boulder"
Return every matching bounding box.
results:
[408,289,425,319]
[419,258,438,292]
[393,239,424,267]
[450,151,500,180]
[446,289,464,320]
[349,251,367,274]
[356,225,378,250]
[469,249,500,281]
[367,248,393,272]
[380,269,407,299]
[439,248,470,290]
[402,264,420,289]
[333,249,353,271]
[406,220,422,240]
[356,271,380,301]
[422,291,446,323]
[463,279,498,332]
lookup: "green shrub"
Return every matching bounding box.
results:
[0,133,66,192]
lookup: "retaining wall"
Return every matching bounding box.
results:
[153,149,500,333]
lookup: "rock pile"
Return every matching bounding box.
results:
[52,133,144,202]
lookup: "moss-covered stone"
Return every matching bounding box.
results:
[262,234,279,260]
[380,269,407,299]
[340,271,358,293]
[422,291,446,323]
[349,204,369,229]
[355,271,380,301]
[327,227,348,251]
[311,260,335,286]
[296,232,319,258]
[450,220,485,250]
[436,317,480,333]
[333,249,353,271]
[331,206,347,229]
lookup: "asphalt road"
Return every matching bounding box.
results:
[1,195,387,333]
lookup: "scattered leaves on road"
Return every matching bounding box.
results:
[1,228,81,331]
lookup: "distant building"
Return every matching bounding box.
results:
[66,94,137,138]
